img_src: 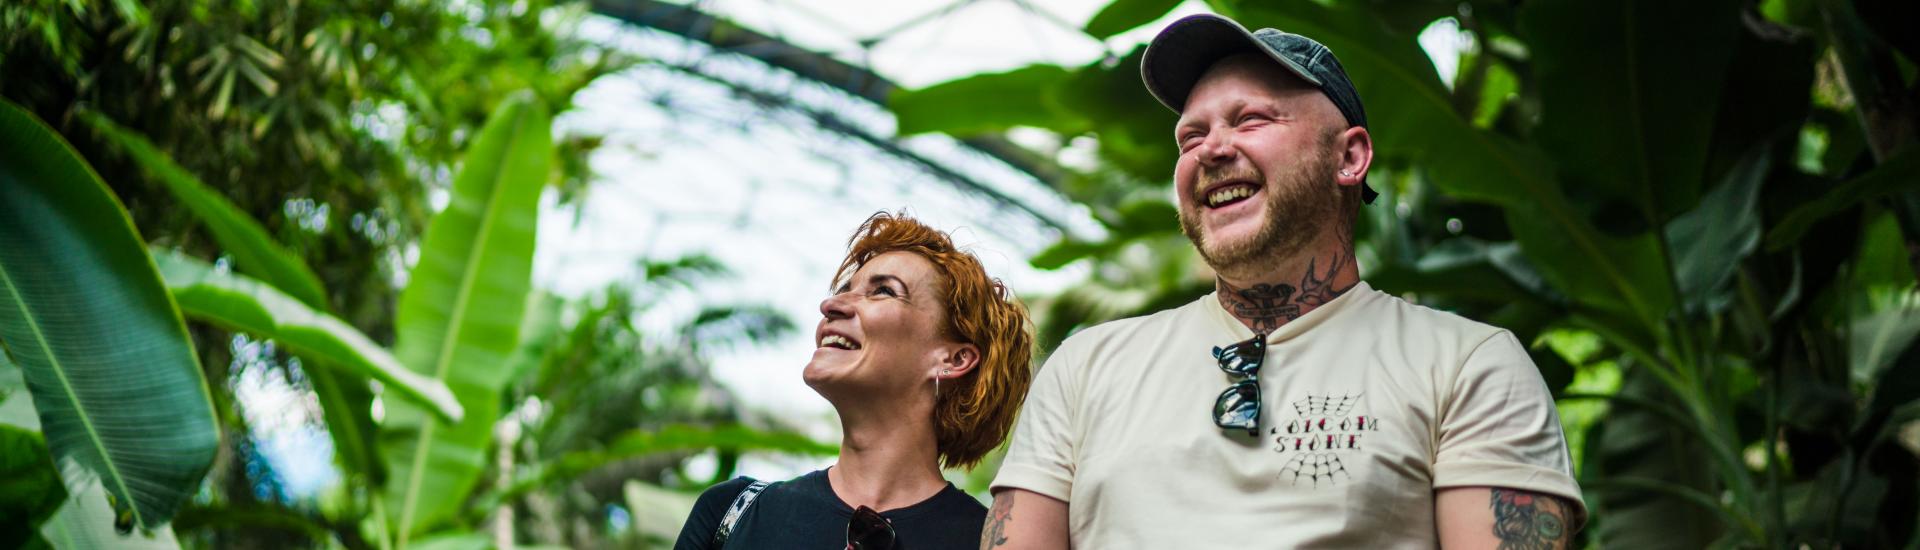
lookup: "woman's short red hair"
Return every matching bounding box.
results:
[833,211,1034,470]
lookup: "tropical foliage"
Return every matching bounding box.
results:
[4,0,1918,548]
[892,0,1920,547]
[0,1,818,548]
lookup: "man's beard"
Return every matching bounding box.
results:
[1179,146,1344,273]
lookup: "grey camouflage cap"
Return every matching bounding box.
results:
[1142,13,1377,204]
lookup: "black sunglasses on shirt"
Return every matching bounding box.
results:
[846,505,895,550]
[1212,335,1266,435]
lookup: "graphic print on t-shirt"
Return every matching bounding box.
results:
[1268,393,1380,487]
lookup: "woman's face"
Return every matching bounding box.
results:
[804,251,959,400]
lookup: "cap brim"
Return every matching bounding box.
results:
[1141,14,1320,114]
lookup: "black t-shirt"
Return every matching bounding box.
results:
[674,469,986,550]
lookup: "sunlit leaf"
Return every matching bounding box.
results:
[151,248,462,421]
[890,65,1084,136]
[382,91,552,542]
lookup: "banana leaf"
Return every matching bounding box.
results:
[0,99,218,530]
[151,248,462,421]
[81,110,394,486]
[381,91,552,543]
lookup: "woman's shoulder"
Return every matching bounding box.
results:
[694,476,761,507]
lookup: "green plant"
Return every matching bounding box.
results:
[892,0,1920,546]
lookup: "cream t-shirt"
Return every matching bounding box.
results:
[991,282,1583,548]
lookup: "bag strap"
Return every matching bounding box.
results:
[711,479,771,548]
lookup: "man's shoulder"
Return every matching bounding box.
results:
[1355,284,1509,343]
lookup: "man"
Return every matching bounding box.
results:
[981,14,1584,549]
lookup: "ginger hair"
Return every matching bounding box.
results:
[832,211,1034,470]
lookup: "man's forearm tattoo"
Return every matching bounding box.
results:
[1490,488,1575,550]
[981,493,1013,549]
[1217,247,1355,334]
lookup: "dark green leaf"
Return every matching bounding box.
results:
[0,98,218,530]
[1522,0,1743,221]
[1083,0,1182,39]
[1665,151,1768,312]
[1766,147,1920,250]
[79,111,330,310]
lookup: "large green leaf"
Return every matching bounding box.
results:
[1083,0,1182,39]
[0,99,218,530]
[890,65,1084,137]
[76,111,392,483]
[1522,0,1743,220]
[79,111,330,309]
[1664,151,1768,313]
[382,91,552,542]
[1234,2,1676,329]
[151,248,462,421]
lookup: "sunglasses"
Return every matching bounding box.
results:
[846,505,895,550]
[1212,335,1267,435]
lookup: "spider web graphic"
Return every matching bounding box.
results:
[1292,393,1362,417]
[1279,453,1350,487]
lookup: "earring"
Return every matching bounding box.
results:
[1339,170,1351,177]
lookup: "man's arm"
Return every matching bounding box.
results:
[1436,486,1583,550]
[980,488,1069,550]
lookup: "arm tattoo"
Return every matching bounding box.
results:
[1216,246,1355,334]
[1489,488,1576,550]
[981,493,1013,549]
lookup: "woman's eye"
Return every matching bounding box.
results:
[871,286,898,297]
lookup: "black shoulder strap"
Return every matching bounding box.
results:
[711,479,771,548]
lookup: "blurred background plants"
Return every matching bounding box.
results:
[3,0,1918,548]
[891,0,1920,547]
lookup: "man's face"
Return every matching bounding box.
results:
[1173,54,1346,272]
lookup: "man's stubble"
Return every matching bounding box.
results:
[1179,133,1345,275]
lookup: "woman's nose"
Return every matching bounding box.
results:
[820,293,852,320]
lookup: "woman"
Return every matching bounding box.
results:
[675,212,1035,550]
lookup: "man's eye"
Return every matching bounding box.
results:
[1237,114,1265,125]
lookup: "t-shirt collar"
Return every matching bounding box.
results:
[1203,280,1374,345]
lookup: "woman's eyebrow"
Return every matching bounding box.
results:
[867,273,907,293]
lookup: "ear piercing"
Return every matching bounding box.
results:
[1340,170,1352,177]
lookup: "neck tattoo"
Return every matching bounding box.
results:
[1217,247,1356,335]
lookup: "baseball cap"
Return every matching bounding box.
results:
[1141,13,1378,204]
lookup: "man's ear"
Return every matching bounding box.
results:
[936,343,981,380]
[1334,126,1373,187]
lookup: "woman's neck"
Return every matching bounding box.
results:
[827,404,949,512]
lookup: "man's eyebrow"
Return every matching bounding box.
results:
[1175,99,1250,133]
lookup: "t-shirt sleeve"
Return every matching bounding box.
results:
[673,476,754,550]
[1432,331,1586,514]
[989,338,1082,502]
